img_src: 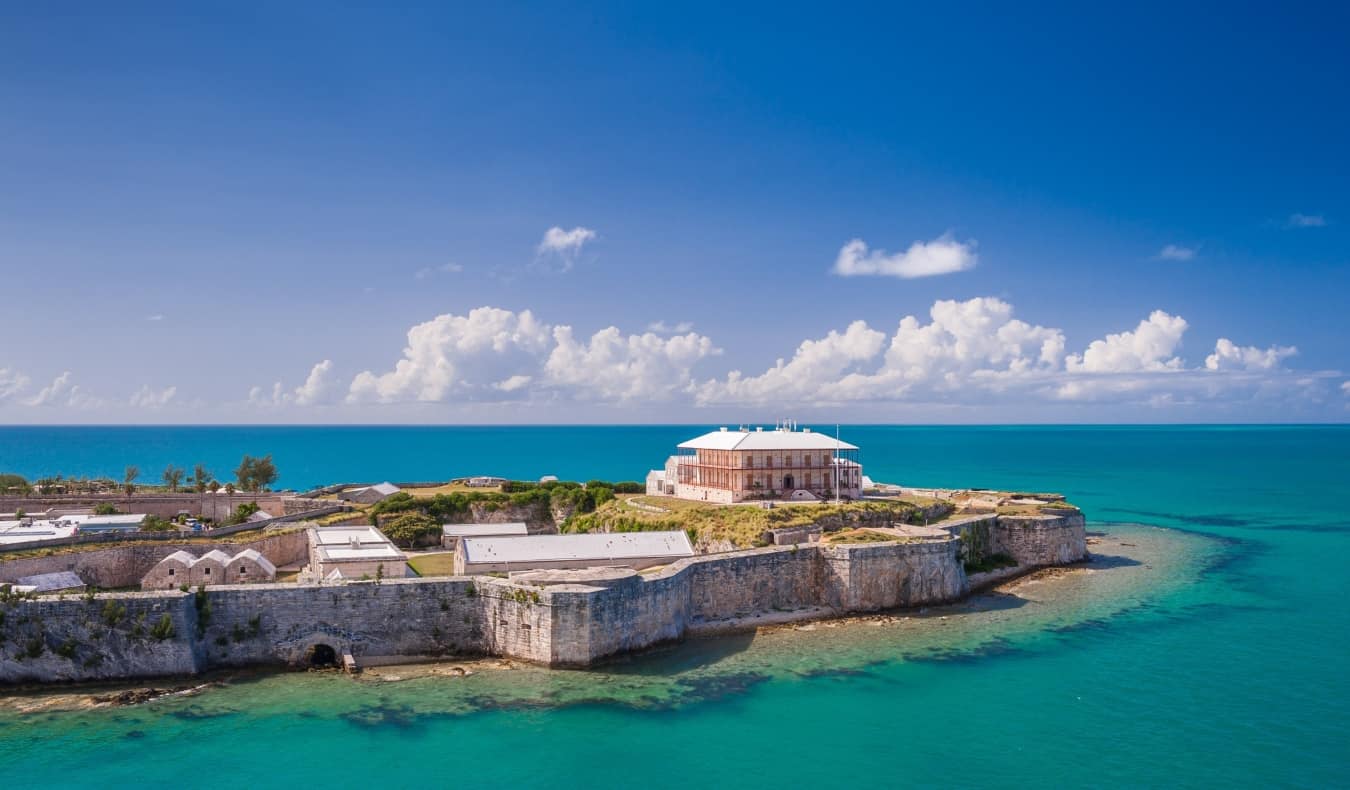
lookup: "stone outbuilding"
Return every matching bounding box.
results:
[141,548,278,590]
[141,550,196,589]
[190,549,231,586]
[226,548,277,584]
[337,482,401,504]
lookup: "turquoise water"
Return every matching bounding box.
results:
[2,425,1349,787]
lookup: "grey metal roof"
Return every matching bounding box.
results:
[442,522,529,538]
[460,531,694,565]
[15,571,85,592]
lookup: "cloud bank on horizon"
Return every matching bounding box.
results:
[7,295,1342,422]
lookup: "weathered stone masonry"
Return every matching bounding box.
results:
[1,513,1085,682]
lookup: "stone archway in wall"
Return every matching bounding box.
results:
[286,632,352,668]
[783,474,795,491]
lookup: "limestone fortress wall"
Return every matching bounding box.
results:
[0,513,1086,683]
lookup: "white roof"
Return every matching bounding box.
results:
[160,550,197,566]
[442,522,529,538]
[677,428,858,452]
[310,526,406,563]
[460,531,694,565]
[324,545,404,560]
[81,514,146,527]
[198,549,232,565]
[229,548,277,574]
[370,482,401,495]
[313,526,389,546]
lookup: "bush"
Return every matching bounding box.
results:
[150,613,176,640]
[141,515,176,532]
[93,503,119,516]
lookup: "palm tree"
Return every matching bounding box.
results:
[162,465,184,492]
[123,466,139,496]
[191,464,212,493]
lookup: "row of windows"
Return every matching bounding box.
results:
[694,451,840,468]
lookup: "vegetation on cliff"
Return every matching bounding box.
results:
[564,496,955,550]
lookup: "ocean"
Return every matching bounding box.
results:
[1,425,1348,787]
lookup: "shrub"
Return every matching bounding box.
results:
[150,613,176,640]
[93,503,119,516]
[101,600,127,627]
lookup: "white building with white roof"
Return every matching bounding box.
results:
[453,531,694,575]
[654,423,863,504]
[306,525,409,581]
[441,522,530,549]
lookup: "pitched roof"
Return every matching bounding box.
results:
[677,428,858,452]
[459,531,694,566]
[160,550,197,566]
[198,549,232,565]
[228,548,277,574]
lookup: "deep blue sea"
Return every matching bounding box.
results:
[2,425,1348,787]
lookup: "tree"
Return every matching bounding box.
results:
[0,473,29,495]
[191,464,212,493]
[123,466,139,495]
[225,501,260,526]
[141,515,176,532]
[208,480,221,493]
[380,513,442,548]
[162,464,184,492]
[234,454,279,493]
[93,503,118,516]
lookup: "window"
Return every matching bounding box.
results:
[239,567,247,575]
[204,567,211,575]
[168,568,174,576]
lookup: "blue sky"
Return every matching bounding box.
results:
[2,2,1347,423]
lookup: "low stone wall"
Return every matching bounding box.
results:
[0,511,1087,680]
[0,530,308,589]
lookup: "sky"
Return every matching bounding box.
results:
[2,2,1348,424]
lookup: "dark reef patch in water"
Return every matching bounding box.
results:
[168,705,237,721]
[340,701,425,732]
[1103,508,1256,528]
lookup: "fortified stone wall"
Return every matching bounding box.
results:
[0,530,308,588]
[0,494,290,522]
[0,512,1086,681]
[0,591,200,683]
[992,513,1088,566]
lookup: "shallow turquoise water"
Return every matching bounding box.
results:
[1,426,1348,787]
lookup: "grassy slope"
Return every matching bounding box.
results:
[565,496,954,550]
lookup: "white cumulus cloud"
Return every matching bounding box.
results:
[647,320,695,334]
[832,233,977,279]
[348,308,553,403]
[129,384,177,409]
[536,226,597,271]
[25,372,98,408]
[1204,339,1298,371]
[0,367,30,401]
[1286,213,1326,228]
[545,327,720,401]
[1065,311,1188,373]
[1158,244,1197,261]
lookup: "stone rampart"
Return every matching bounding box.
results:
[0,511,1086,681]
[992,512,1087,566]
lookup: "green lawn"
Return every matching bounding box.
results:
[407,552,457,577]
